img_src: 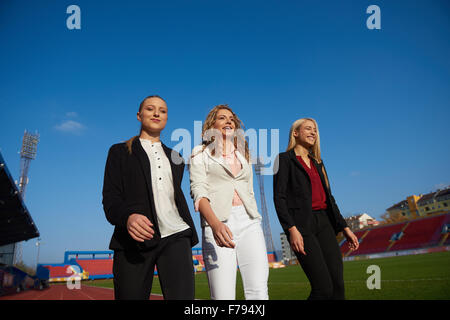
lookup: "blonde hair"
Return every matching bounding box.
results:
[195,104,250,162]
[125,95,166,154]
[286,118,322,164]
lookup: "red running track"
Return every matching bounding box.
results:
[0,284,164,300]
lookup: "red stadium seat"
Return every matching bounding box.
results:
[342,213,450,257]
[43,265,73,278]
[390,214,449,251]
[348,222,407,256]
[75,259,113,277]
[340,230,367,255]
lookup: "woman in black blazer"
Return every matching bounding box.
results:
[273,118,359,300]
[102,95,198,300]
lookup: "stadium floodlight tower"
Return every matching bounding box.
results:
[13,130,40,265]
[254,156,275,258]
[18,130,40,199]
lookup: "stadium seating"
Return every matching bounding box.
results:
[40,264,87,282]
[390,214,448,251]
[193,254,204,265]
[340,230,367,255]
[347,222,407,256]
[444,235,450,246]
[193,254,205,272]
[441,218,450,245]
[341,213,450,257]
[75,259,113,279]
[267,252,277,263]
[44,266,70,278]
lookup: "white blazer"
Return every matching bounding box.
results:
[189,144,261,227]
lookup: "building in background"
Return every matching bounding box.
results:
[407,195,421,218]
[345,213,379,231]
[416,192,437,216]
[386,200,412,220]
[280,233,297,265]
[384,186,450,221]
[417,188,450,216]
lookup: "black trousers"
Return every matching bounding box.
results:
[293,210,345,300]
[113,228,195,300]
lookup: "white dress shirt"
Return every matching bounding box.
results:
[140,138,190,238]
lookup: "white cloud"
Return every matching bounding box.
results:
[54,120,85,134]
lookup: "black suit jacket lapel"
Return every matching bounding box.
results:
[132,137,153,189]
[131,138,161,231]
[161,143,182,186]
[289,149,330,193]
[289,149,309,180]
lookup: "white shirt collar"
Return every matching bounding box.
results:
[139,138,162,146]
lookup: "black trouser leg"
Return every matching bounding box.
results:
[113,228,195,300]
[293,211,345,300]
[112,249,156,300]
[157,230,195,300]
[315,213,345,299]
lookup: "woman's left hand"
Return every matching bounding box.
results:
[343,227,359,251]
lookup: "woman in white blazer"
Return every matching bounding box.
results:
[189,104,269,300]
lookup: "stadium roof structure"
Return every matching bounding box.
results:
[435,187,450,200]
[386,199,409,211]
[416,191,436,205]
[0,151,39,246]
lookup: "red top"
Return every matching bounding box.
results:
[296,156,328,211]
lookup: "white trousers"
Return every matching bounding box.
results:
[202,205,269,300]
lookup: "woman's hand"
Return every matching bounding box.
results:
[343,227,359,251]
[210,221,235,248]
[197,197,235,248]
[289,226,306,255]
[127,213,155,242]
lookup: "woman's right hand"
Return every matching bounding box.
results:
[211,221,235,248]
[289,226,306,255]
[197,197,235,248]
[127,213,155,242]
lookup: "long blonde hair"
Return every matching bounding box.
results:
[125,95,166,154]
[195,104,250,162]
[286,118,322,164]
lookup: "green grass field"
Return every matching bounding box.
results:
[88,251,450,300]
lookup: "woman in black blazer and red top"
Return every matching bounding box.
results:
[273,118,359,300]
[102,95,198,300]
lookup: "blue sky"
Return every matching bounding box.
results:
[0,0,449,267]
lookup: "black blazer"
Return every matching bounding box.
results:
[273,149,347,236]
[102,137,199,251]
